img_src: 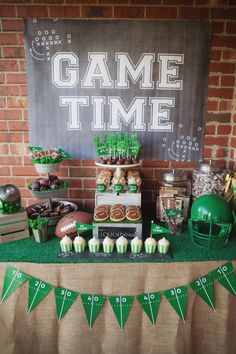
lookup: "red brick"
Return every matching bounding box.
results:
[209,62,235,74]
[233,126,236,135]
[82,160,94,166]
[205,125,216,135]
[0,167,10,176]
[19,188,33,199]
[0,132,23,142]
[35,0,64,2]
[203,148,213,159]
[212,35,236,48]
[0,60,18,72]
[226,21,236,34]
[0,86,20,96]
[212,21,225,34]
[0,144,9,154]
[0,109,22,120]
[2,20,24,32]
[196,0,227,4]
[207,100,218,111]
[0,121,8,131]
[211,8,236,20]
[169,161,197,169]
[7,73,27,84]
[130,0,160,3]
[81,6,112,17]
[9,143,25,155]
[230,137,236,148]
[210,50,221,61]
[206,112,231,122]
[83,179,96,188]
[0,177,26,188]
[179,7,209,20]
[217,124,232,135]
[142,160,169,168]
[0,74,4,84]
[7,97,27,109]
[49,6,80,17]
[140,168,154,179]
[215,148,228,158]
[3,47,25,59]
[16,5,48,18]
[221,75,235,86]
[64,178,82,188]
[208,75,219,86]
[61,159,81,167]
[17,33,24,46]
[24,132,29,143]
[53,167,69,177]
[114,6,144,18]
[84,199,95,209]
[99,0,128,3]
[0,156,22,165]
[146,7,177,19]
[20,85,27,96]
[0,98,6,108]
[70,167,83,177]
[223,50,236,60]
[219,100,234,111]
[163,0,193,4]
[204,136,228,146]
[23,156,31,166]
[0,34,18,45]
[0,5,16,17]
[12,166,38,176]
[69,189,95,199]
[8,121,28,131]
[208,87,234,99]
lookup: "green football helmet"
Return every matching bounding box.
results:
[188,194,234,249]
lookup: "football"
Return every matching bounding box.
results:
[55,211,92,238]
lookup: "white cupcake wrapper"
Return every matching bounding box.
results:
[131,244,142,253]
[74,244,85,253]
[116,244,127,253]
[158,244,169,254]
[145,244,156,254]
[89,244,100,253]
[103,244,114,253]
[61,244,72,253]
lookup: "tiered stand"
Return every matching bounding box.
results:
[93,161,143,241]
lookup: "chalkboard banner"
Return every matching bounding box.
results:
[24,20,211,161]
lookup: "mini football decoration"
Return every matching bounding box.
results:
[55,211,92,238]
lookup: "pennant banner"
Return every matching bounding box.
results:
[81,294,106,328]
[151,223,169,235]
[164,285,187,323]
[137,292,161,325]
[28,277,53,313]
[76,222,96,234]
[212,262,236,297]
[1,265,28,303]
[189,273,215,311]
[109,296,133,330]
[54,287,79,321]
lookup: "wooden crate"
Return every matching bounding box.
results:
[0,211,30,243]
[95,191,141,207]
[92,220,142,242]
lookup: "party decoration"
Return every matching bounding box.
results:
[151,222,170,235]
[137,292,161,325]
[212,262,236,296]
[1,265,28,303]
[109,296,133,329]
[28,277,52,312]
[28,216,49,230]
[80,294,106,328]
[189,274,215,310]
[76,222,96,234]
[164,285,187,322]
[29,146,72,164]
[54,287,78,320]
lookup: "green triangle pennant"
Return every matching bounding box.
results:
[80,294,106,328]
[109,296,133,330]
[212,262,236,297]
[151,223,169,235]
[76,222,96,234]
[189,274,215,311]
[1,266,28,303]
[163,285,187,323]
[28,277,53,313]
[54,287,79,321]
[137,292,161,325]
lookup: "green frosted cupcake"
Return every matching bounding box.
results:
[102,236,114,253]
[131,236,143,253]
[158,237,170,254]
[145,236,157,254]
[73,235,85,253]
[116,236,128,253]
[88,237,100,253]
[60,235,72,253]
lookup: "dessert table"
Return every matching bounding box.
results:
[0,222,236,354]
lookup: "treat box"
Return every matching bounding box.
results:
[156,195,190,222]
[0,211,30,243]
[95,191,141,207]
[92,219,142,242]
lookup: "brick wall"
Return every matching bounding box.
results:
[0,0,235,209]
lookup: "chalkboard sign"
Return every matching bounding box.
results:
[98,226,137,241]
[24,20,211,161]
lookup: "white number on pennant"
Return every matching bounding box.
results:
[13,270,22,278]
[67,291,71,297]
[94,296,98,301]
[218,265,227,274]
[171,288,181,296]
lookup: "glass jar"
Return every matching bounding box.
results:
[192,162,226,199]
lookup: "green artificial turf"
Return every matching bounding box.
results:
[0,217,235,263]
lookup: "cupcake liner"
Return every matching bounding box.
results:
[145,244,156,254]
[89,243,100,253]
[60,243,72,253]
[74,243,85,253]
[116,244,127,253]
[131,244,142,253]
[158,244,169,254]
[103,244,114,253]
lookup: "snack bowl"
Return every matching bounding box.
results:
[34,163,60,174]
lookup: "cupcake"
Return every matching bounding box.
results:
[60,235,72,253]
[158,237,170,254]
[88,237,100,253]
[102,236,114,253]
[116,236,128,253]
[73,235,85,253]
[131,236,143,253]
[145,236,157,254]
